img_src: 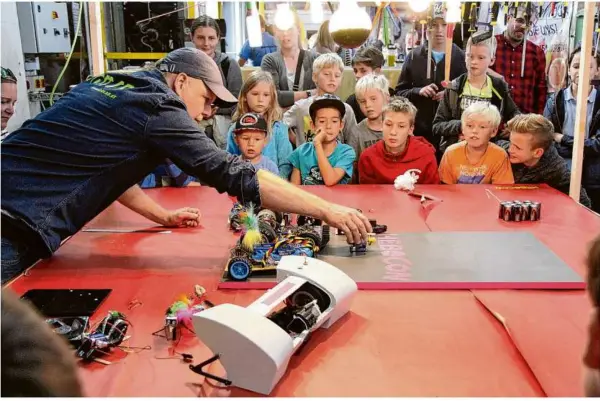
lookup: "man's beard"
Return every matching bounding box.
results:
[507,28,525,42]
[584,366,600,397]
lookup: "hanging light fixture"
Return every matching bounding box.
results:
[445,1,462,23]
[329,1,373,49]
[274,3,295,31]
[310,0,324,23]
[246,3,262,47]
[204,0,218,19]
[409,0,431,13]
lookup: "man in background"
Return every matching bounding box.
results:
[489,5,547,114]
[238,14,278,67]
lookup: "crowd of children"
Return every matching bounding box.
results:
[142,22,599,213]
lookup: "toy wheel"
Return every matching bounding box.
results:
[258,221,277,243]
[228,257,252,281]
[295,228,322,249]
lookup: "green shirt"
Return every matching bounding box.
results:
[460,75,493,112]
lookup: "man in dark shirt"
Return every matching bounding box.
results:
[1,48,371,284]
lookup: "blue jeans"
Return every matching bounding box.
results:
[1,237,39,284]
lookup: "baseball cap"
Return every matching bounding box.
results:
[233,113,268,135]
[309,94,346,121]
[157,47,237,103]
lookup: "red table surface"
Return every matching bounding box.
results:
[8,184,600,397]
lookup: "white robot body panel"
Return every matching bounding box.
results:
[192,256,357,395]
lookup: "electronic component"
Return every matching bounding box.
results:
[75,311,129,361]
[17,2,72,54]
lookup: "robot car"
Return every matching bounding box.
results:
[225,227,328,281]
[225,204,330,281]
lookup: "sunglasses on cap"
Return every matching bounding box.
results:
[1,67,17,83]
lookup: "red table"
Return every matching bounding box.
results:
[8,184,600,397]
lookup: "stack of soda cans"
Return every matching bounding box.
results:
[498,200,541,222]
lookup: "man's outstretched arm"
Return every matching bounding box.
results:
[256,170,371,244]
[145,99,372,243]
[117,185,201,227]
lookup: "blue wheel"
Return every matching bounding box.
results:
[228,257,251,281]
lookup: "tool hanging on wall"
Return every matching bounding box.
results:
[470,3,494,45]
[443,1,460,87]
[419,12,426,48]
[508,1,519,18]
[521,2,534,78]
[467,2,478,35]
[490,2,501,29]
[595,4,600,57]
[426,3,434,80]
[460,3,466,42]
[407,12,418,52]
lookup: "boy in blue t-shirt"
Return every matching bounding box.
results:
[289,94,356,186]
[232,112,279,175]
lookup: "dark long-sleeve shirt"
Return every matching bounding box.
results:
[1,69,261,257]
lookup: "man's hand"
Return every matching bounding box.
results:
[162,207,202,227]
[312,128,325,146]
[118,186,202,228]
[433,89,445,102]
[322,204,372,244]
[256,170,373,244]
[553,133,564,143]
[419,83,439,98]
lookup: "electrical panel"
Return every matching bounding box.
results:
[17,2,71,54]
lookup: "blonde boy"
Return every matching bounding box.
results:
[438,102,514,184]
[283,53,358,150]
[432,36,520,154]
[354,73,390,158]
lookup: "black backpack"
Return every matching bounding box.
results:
[220,56,230,83]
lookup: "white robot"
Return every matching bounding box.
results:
[190,255,357,395]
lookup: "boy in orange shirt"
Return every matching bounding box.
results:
[438,102,514,184]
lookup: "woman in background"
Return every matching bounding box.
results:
[312,20,353,67]
[190,16,242,118]
[260,11,317,108]
[1,67,18,141]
